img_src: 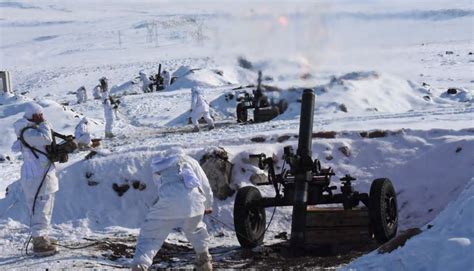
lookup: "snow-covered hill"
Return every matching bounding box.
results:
[345,177,474,271]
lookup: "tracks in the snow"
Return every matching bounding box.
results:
[101,104,473,152]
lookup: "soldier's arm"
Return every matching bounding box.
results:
[23,122,53,147]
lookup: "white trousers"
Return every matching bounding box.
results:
[105,119,114,134]
[76,134,92,145]
[29,193,55,237]
[132,215,210,267]
[191,110,214,127]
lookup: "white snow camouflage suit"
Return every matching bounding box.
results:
[74,117,92,147]
[103,98,114,136]
[190,87,214,129]
[132,152,213,268]
[11,110,57,237]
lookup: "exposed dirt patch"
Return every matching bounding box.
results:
[360,130,388,138]
[313,131,337,139]
[251,136,266,143]
[213,241,378,269]
[92,236,378,269]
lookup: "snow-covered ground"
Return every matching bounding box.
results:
[0,0,473,270]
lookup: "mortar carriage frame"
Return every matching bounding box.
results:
[235,70,287,123]
[233,89,398,252]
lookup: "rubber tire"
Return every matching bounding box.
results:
[277,99,289,114]
[234,186,266,248]
[369,178,398,243]
[236,102,248,123]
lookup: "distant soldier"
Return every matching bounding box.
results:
[99,77,110,100]
[162,70,171,89]
[92,85,102,100]
[190,87,214,132]
[74,117,92,150]
[109,96,121,120]
[76,86,87,104]
[138,70,151,93]
[103,98,115,138]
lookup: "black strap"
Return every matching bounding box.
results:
[19,126,49,160]
[52,130,72,141]
[31,162,52,215]
[19,126,52,214]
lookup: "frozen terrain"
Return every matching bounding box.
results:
[0,0,473,270]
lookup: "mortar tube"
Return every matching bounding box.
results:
[290,88,315,254]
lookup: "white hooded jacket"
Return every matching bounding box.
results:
[139,71,151,93]
[76,87,87,103]
[103,99,114,133]
[93,85,102,99]
[191,87,210,117]
[75,118,92,145]
[162,70,171,89]
[148,153,213,220]
[11,118,58,211]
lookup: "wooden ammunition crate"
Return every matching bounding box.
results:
[304,207,372,245]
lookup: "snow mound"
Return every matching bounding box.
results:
[168,67,230,91]
[313,71,430,114]
[344,177,474,271]
[110,80,141,97]
[0,147,251,230]
[1,150,160,228]
[209,91,238,119]
[168,66,256,91]
[186,70,442,124]
[440,88,473,103]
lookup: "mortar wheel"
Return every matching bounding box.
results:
[234,186,266,248]
[236,102,248,123]
[277,99,289,113]
[369,178,398,243]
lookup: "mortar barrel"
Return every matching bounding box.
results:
[297,89,315,158]
[257,70,262,91]
[290,88,315,255]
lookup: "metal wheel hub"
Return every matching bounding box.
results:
[249,208,264,232]
[385,195,397,226]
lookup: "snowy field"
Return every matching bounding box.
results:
[0,0,473,270]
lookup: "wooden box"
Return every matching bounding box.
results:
[304,207,371,245]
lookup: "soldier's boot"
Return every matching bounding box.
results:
[32,236,57,257]
[192,126,200,132]
[208,125,215,131]
[195,251,212,271]
[105,132,115,138]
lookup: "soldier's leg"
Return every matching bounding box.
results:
[182,215,210,253]
[202,111,215,129]
[132,218,178,268]
[183,215,212,270]
[191,111,202,131]
[31,193,57,256]
[30,193,55,237]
